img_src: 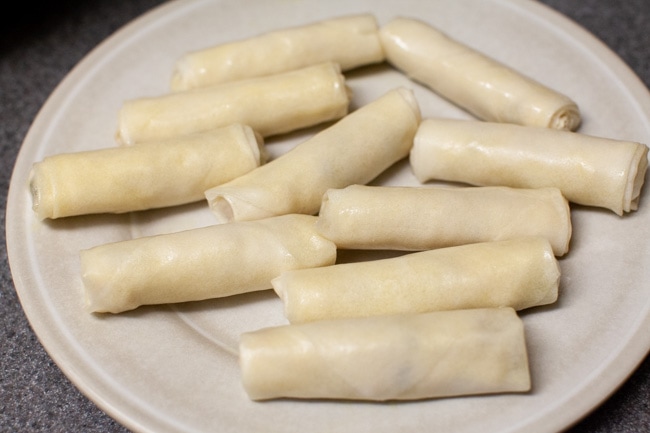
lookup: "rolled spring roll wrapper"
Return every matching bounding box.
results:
[379,17,581,130]
[410,118,649,215]
[29,124,265,220]
[171,14,385,91]
[81,214,336,314]
[117,62,350,145]
[317,184,571,256]
[272,237,559,323]
[240,307,531,401]
[205,87,421,223]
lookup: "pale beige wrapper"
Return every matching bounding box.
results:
[240,307,531,401]
[317,184,571,256]
[117,62,350,145]
[81,214,336,314]
[29,124,264,220]
[410,118,649,215]
[205,87,421,223]
[171,14,385,91]
[272,237,559,323]
[379,17,581,130]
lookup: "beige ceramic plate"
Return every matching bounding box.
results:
[7,0,650,432]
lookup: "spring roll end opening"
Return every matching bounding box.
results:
[625,144,649,213]
[28,167,42,218]
[548,104,581,131]
[207,195,236,224]
[28,164,53,220]
[244,125,267,165]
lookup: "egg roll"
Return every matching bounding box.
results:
[410,118,649,215]
[379,17,580,130]
[240,307,531,401]
[205,87,421,223]
[272,237,559,323]
[317,184,571,256]
[171,14,384,91]
[81,214,337,314]
[29,124,264,220]
[117,62,350,145]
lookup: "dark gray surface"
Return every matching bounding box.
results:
[1,0,648,432]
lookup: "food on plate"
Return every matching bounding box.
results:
[80,214,336,314]
[379,17,581,130]
[205,87,421,223]
[29,124,265,220]
[117,62,350,144]
[171,14,385,91]
[410,118,649,215]
[316,184,571,255]
[239,307,531,401]
[272,237,559,323]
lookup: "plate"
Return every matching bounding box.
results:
[6,0,650,432]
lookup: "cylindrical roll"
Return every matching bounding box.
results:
[205,87,421,223]
[117,62,350,145]
[29,124,265,220]
[316,184,571,256]
[410,118,649,215]
[81,214,337,314]
[171,14,385,91]
[240,307,531,401]
[379,17,581,130]
[272,237,560,324]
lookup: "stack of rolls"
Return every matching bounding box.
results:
[26,12,649,405]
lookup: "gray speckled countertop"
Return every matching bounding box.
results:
[1,1,649,431]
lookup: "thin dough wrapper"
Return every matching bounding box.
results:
[273,237,559,323]
[205,87,421,223]
[379,17,581,130]
[240,307,531,401]
[171,14,385,91]
[317,184,571,256]
[81,214,336,314]
[410,118,649,215]
[117,62,350,145]
[29,124,264,220]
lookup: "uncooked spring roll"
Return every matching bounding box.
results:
[81,214,336,314]
[317,184,571,256]
[410,118,649,215]
[205,87,421,223]
[273,237,559,324]
[240,307,531,401]
[117,62,350,145]
[171,14,385,91]
[29,124,264,220]
[379,17,581,130]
